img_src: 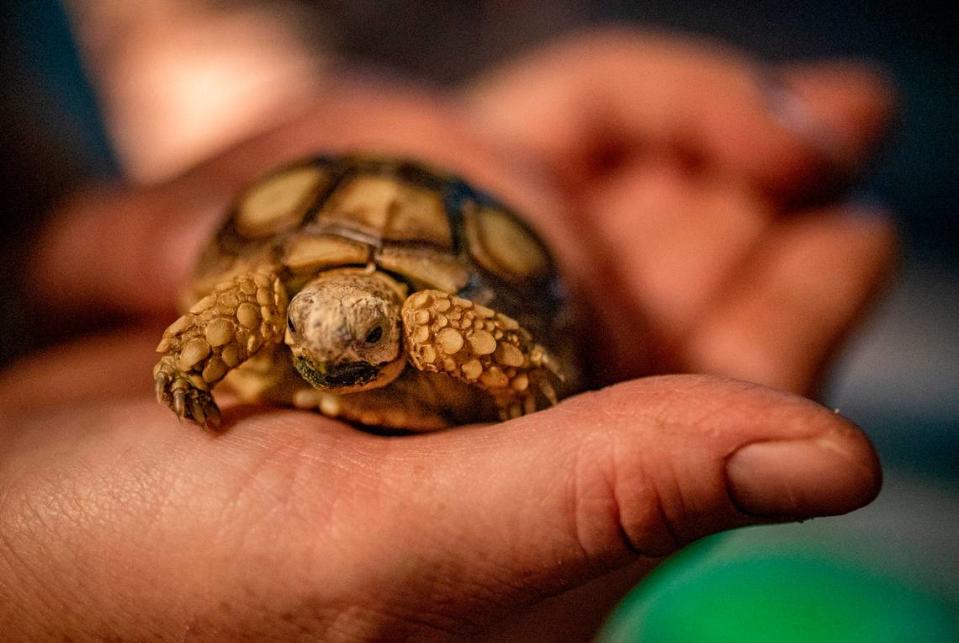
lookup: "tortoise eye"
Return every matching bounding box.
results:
[364,325,384,344]
[287,317,297,334]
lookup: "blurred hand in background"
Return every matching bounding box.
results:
[467,30,896,391]
[1,30,895,640]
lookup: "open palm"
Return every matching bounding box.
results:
[1,32,893,640]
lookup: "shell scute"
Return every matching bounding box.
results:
[235,165,330,239]
[316,175,452,249]
[282,233,370,272]
[463,202,549,280]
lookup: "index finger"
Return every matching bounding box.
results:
[33,181,226,318]
[29,85,592,320]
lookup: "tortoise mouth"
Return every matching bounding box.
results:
[294,356,382,390]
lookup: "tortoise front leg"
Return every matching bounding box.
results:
[401,290,565,421]
[153,271,287,428]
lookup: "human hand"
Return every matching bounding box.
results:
[1,40,891,640]
[467,29,897,392]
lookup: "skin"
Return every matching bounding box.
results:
[2,31,896,641]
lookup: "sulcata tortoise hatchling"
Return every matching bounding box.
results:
[154,154,580,430]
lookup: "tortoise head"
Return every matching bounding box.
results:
[285,269,407,393]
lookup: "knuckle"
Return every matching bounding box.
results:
[567,431,685,563]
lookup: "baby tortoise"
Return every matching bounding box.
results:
[154,154,580,430]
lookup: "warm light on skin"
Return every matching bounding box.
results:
[10,23,900,638]
[65,0,330,182]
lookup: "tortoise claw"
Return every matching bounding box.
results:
[173,388,187,421]
[189,396,221,429]
[189,397,205,425]
[533,373,558,407]
[154,357,222,429]
[155,372,169,404]
[204,404,222,430]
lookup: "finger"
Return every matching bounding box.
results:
[467,30,896,196]
[0,325,164,415]
[778,60,897,172]
[683,206,897,394]
[0,371,880,636]
[369,375,881,627]
[32,185,226,317]
[29,85,585,320]
[581,158,772,375]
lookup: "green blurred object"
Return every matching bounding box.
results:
[599,534,959,643]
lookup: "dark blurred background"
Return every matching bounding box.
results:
[1,1,956,640]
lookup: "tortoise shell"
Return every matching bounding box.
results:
[187,155,573,358]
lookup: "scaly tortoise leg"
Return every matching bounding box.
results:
[401,290,564,421]
[153,271,287,428]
